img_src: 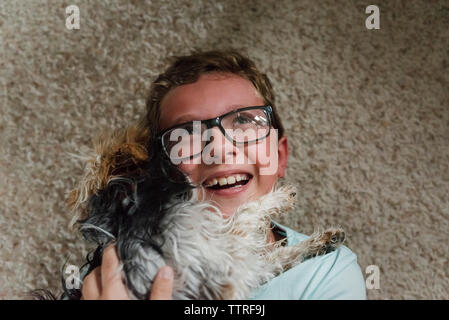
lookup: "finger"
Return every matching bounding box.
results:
[149,266,174,300]
[100,244,129,299]
[81,267,101,300]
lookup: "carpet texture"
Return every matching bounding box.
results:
[1,0,448,300]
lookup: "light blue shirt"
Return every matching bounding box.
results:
[250,222,367,300]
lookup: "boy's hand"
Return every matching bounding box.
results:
[81,244,174,300]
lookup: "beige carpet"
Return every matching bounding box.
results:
[1,0,448,300]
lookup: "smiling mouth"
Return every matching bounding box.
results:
[203,173,253,190]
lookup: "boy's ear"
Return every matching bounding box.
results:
[277,135,289,178]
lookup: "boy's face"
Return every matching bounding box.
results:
[159,73,288,217]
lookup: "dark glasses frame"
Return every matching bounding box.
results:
[158,105,274,160]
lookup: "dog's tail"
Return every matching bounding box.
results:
[29,245,104,300]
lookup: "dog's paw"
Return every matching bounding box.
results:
[304,227,346,259]
[277,184,297,198]
[319,228,345,254]
[270,185,297,213]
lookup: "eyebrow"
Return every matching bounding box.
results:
[171,104,247,126]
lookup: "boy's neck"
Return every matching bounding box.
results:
[267,227,287,248]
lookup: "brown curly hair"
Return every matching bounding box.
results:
[139,50,285,140]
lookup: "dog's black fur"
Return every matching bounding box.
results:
[75,142,194,299]
[32,140,194,300]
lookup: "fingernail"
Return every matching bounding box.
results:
[160,266,173,280]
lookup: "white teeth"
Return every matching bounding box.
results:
[204,174,250,187]
[227,176,236,185]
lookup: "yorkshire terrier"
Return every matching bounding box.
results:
[60,123,345,300]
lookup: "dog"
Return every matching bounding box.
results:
[64,123,345,300]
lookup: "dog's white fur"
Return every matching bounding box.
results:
[124,185,294,300]
[70,125,345,300]
[83,184,344,300]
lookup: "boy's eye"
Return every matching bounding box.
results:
[233,114,253,125]
[184,125,195,134]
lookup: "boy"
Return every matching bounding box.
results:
[81,50,366,300]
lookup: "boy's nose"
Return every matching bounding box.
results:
[203,127,238,164]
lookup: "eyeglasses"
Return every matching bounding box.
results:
[158,105,274,161]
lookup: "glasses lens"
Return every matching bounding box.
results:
[162,123,205,161]
[221,108,270,143]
